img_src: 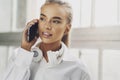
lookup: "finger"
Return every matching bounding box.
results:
[32,19,39,23]
[30,37,37,44]
[27,22,35,27]
[23,19,39,42]
[27,19,38,25]
[35,36,39,40]
[24,22,34,32]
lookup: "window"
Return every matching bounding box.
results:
[95,0,118,27]
[102,50,120,80]
[0,0,120,80]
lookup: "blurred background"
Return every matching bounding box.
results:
[0,0,120,80]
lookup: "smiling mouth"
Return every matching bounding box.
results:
[42,32,52,38]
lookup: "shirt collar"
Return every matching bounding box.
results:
[31,42,68,66]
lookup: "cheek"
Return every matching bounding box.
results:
[54,27,65,38]
[38,23,43,32]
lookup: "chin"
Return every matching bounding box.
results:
[42,39,61,44]
[42,40,54,44]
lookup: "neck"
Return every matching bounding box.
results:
[39,41,62,62]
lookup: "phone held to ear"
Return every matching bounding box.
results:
[27,22,39,42]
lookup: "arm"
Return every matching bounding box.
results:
[70,68,91,80]
[0,19,39,80]
[70,60,91,80]
[1,48,34,80]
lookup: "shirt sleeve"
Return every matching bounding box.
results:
[0,47,34,80]
[70,67,91,80]
[70,59,91,80]
[78,59,91,80]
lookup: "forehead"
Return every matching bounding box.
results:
[41,4,67,19]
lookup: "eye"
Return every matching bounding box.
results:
[52,20,61,24]
[40,17,46,21]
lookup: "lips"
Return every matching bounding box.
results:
[42,32,52,38]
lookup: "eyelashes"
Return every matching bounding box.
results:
[40,17,62,24]
[52,20,61,24]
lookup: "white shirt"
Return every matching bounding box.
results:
[0,42,91,80]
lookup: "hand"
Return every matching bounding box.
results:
[21,19,39,51]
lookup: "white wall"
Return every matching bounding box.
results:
[0,0,12,73]
[0,0,12,32]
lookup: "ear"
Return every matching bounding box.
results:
[64,24,71,35]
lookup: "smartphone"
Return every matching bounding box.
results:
[27,22,39,42]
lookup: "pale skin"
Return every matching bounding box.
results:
[21,3,71,62]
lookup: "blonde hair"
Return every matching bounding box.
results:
[43,0,73,47]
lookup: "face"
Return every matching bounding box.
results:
[38,3,70,44]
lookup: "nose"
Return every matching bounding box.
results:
[45,21,52,30]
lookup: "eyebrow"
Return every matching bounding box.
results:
[52,17,62,20]
[40,13,46,17]
[40,13,62,20]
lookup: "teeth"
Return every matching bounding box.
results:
[43,32,52,36]
[44,32,50,35]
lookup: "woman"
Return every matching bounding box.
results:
[1,0,91,80]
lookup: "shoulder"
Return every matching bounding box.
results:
[63,55,89,73]
[62,49,91,80]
